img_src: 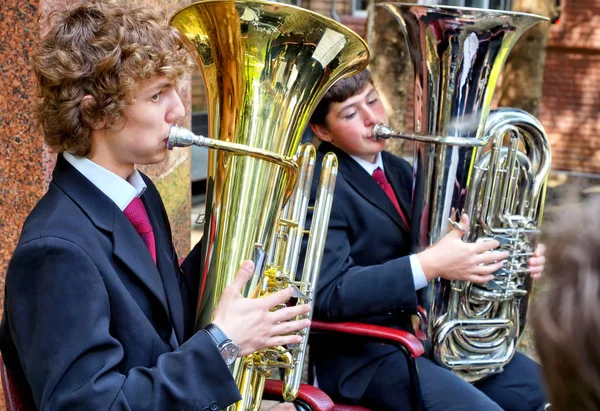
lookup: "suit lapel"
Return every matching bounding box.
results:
[111,213,170,313]
[52,155,171,321]
[320,143,407,231]
[143,193,185,344]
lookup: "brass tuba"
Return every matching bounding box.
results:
[168,1,369,408]
[373,4,552,382]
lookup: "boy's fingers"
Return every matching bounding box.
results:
[271,303,311,323]
[271,319,311,336]
[473,261,503,275]
[448,223,466,238]
[529,264,544,274]
[476,250,508,265]
[469,274,495,284]
[448,213,469,237]
[229,260,255,291]
[528,256,545,267]
[474,240,501,253]
[449,207,458,223]
[534,243,546,257]
[267,334,304,347]
[261,286,294,307]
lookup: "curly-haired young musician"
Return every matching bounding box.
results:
[533,196,600,411]
[0,1,310,409]
[305,69,548,411]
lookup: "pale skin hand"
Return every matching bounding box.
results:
[212,261,311,357]
[417,214,508,283]
[417,214,546,283]
[528,243,546,279]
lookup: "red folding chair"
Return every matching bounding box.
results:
[263,320,425,411]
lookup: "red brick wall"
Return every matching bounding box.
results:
[538,0,600,174]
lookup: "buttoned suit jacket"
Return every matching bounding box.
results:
[305,142,419,404]
[0,155,241,410]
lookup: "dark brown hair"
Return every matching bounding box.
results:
[309,69,372,126]
[532,195,600,411]
[34,0,195,156]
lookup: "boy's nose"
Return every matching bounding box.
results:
[166,92,186,123]
[362,106,378,126]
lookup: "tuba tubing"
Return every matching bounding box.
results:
[283,151,338,401]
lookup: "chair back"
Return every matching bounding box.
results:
[0,355,30,411]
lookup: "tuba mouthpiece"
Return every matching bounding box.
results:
[373,123,393,141]
[167,125,206,149]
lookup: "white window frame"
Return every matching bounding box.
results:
[416,0,513,10]
[351,0,368,17]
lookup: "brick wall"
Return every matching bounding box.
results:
[538,0,600,174]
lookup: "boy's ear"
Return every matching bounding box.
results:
[81,95,106,130]
[310,123,333,143]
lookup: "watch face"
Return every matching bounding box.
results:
[220,341,239,366]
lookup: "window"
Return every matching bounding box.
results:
[351,0,368,16]
[417,0,513,11]
[352,0,514,19]
[271,0,302,6]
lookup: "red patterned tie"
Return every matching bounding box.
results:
[372,168,410,230]
[124,197,157,264]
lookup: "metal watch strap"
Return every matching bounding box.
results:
[203,323,230,347]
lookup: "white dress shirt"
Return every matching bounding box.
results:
[63,152,147,210]
[349,153,428,291]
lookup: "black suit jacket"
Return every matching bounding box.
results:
[306,142,419,403]
[0,155,241,410]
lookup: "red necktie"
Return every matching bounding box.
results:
[372,168,410,230]
[124,197,157,264]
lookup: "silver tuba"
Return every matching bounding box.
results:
[374,4,552,382]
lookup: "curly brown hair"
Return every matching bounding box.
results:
[532,195,600,411]
[34,0,195,156]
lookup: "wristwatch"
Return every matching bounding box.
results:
[203,323,239,366]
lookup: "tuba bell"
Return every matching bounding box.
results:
[168,0,369,408]
[373,4,552,382]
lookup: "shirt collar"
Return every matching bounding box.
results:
[349,152,384,176]
[63,152,147,211]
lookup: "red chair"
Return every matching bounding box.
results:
[0,355,31,411]
[263,320,425,411]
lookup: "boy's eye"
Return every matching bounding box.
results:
[367,98,378,105]
[151,91,162,101]
[343,111,357,120]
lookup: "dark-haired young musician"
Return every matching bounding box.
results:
[0,1,310,409]
[533,195,600,411]
[305,69,549,411]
